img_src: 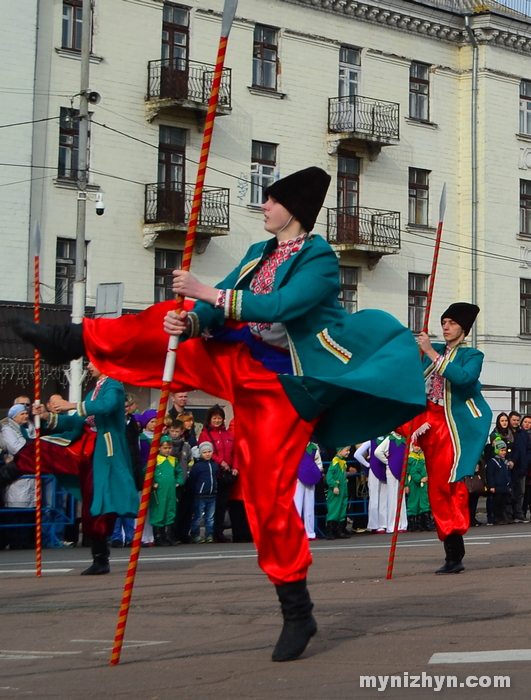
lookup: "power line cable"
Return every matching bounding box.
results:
[0,116,60,129]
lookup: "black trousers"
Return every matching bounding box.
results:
[214,480,232,537]
[493,492,508,523]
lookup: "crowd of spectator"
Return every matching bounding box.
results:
[2,392,531,549]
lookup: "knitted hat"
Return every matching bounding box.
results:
[493,439,507,454]
[8,404,28,419]
[264,167,331,233]
[440,303,480,336]
[198,441,214,455]
[160,435,172,444]
[140,409,157,428]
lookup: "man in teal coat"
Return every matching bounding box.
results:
[3,362,138,575]
[416,303,492,575]
[11,167,426,661]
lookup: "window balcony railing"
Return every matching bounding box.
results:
[147,58,231,109]
[327,207,401,249]
[145,183,230,231]
[328,95,400,142]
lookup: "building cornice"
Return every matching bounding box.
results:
[280,0,531,54]
[198,0,531,55]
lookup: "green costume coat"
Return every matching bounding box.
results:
[150,454,185,527]
[326,455,348,521]
[422,342,492,482]
[74,378,139,517]
[187,234,426,447]
[406,452,430,516]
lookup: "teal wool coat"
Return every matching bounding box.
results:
[69,378,139,517]
[423,342,492,482]
[187,234,426,447]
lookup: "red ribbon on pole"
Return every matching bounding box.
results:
[33,221,42,578]
[386,185,446,580]
[110,0,238,666]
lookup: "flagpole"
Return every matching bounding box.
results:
[110,0,238,665]
[386,184,446,580]
[33,221,43,578]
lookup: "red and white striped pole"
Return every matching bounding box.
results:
[110,0,238,665]
[386,184,446,580]
[33,221,43,578]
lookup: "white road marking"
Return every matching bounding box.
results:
[71,639,169,652]
[0,569,73,574]
[430,649,531,663]
[0,650,80,660]
[72,639,169,647]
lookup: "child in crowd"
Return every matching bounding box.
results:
[187,441,217,544]
[138,409,157,546]
[168,419,192,474]
[177,412,198,449]
[325,446,351,540]
[168,418,193,543]
[151,436,185,546]
[405,443,435,532]
[487,440,512,525]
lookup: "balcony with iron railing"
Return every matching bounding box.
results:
[146,59,232,119]
[326,207,401,256]
[328,95,400,146]
[144,183,230,236]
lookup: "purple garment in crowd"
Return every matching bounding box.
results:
[369,439,386,483]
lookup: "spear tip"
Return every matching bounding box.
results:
[33,221,41,256]
[221,0,238,38]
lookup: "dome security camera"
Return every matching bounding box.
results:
[95,193,105,216]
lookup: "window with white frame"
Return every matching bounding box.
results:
[520,80,531,135]
[62,0,83,51]
[252,25,279,90]
[155,249,183,303]
[409,62,430,121]
[338,266,358,313]
[408,273,429,333]
[338,46,361,97]
[408,168,430,226]
[250,141,277,205]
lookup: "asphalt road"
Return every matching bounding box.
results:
[1,525,530,699]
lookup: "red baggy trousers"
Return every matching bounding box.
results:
[413,402,470,540]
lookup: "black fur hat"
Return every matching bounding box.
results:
[440,302,480,336]
[264,167,331,233]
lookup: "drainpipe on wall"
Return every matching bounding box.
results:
[464,14,479,349]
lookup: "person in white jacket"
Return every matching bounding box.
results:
[0,404,35,548]
[374,433,408,533]
[354,440,388,533]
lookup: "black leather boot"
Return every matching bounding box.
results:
[272,579,317,662]
[153,526,164,546]
[325,521,337,540]
[420,512,436,532]
[435,533,465,574]
[335,522,351,539]
[9,317,85,365]
[408,515,420,532]
[81,538,110,575]
[0,462,21,489]
[164,526,177,545]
